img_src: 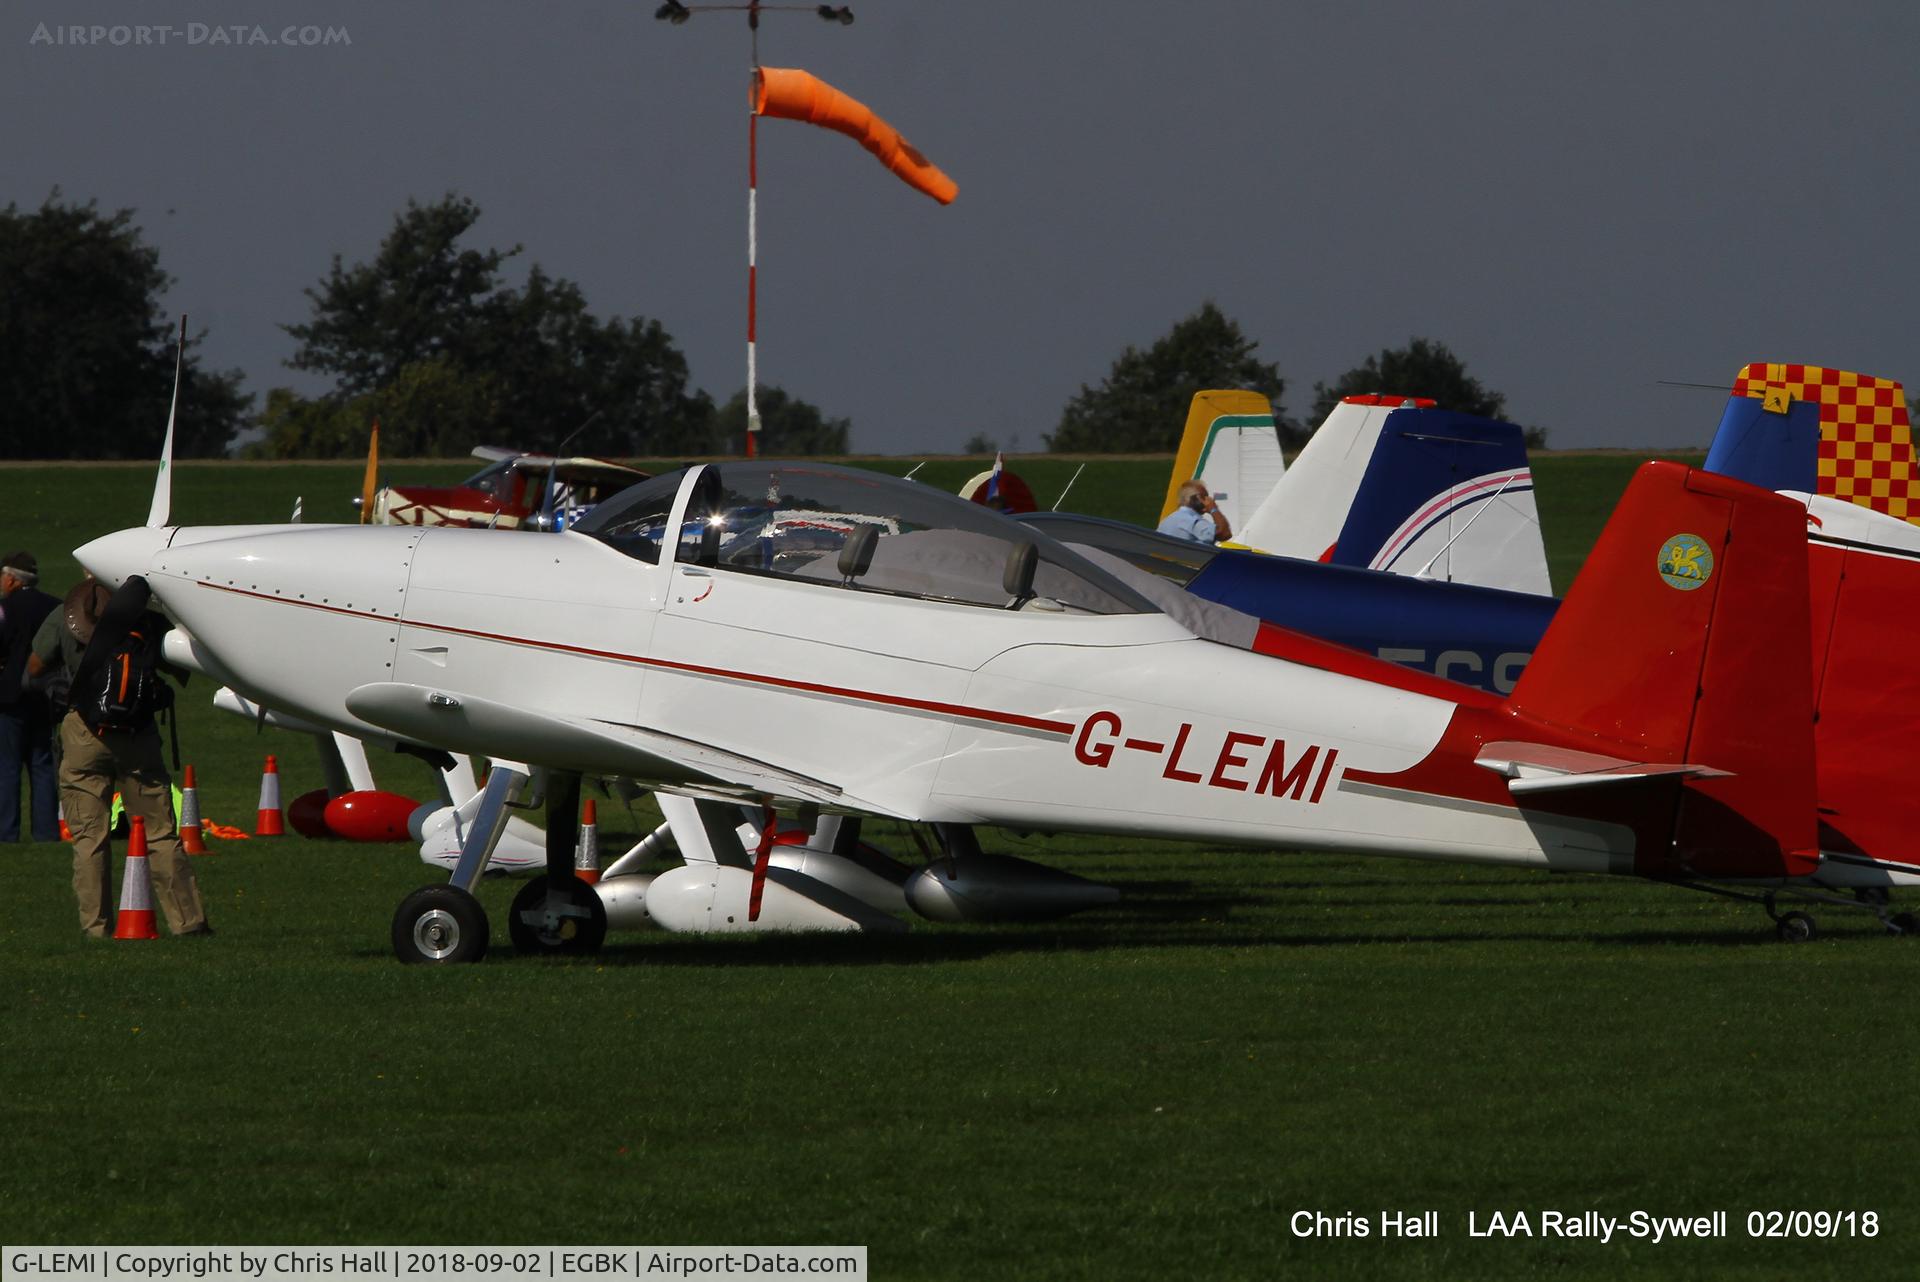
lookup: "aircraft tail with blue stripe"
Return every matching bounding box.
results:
[1239,397,1551,596]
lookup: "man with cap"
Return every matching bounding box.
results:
[28,575,209,938]
[0,551,59,843]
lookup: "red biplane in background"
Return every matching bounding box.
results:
[367,448,649,530]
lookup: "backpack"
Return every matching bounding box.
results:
[71,577,174,738]
[76,622,172,734]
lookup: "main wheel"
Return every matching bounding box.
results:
[508,874,609,956]
[392,884,490,964]
[1889,912,1918,937]
[1776,911,1817,944]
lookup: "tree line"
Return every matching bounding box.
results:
[0,192,1538,459]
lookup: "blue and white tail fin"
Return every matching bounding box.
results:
[1239,396,1551,595]
[1331,410,1548,594]
[1157,390,1285,535]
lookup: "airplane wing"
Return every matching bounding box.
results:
[344,681,912,819]
[1474,740,1732,796]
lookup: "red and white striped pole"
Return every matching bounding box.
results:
[743,0,763,459]
[657,1,857,458]
[746,95,760,459]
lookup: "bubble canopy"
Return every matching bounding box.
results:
[573,462,1158,615]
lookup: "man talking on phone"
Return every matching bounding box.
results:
[1155,479,1232,545]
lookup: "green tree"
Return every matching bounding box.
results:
[251,358,504,459]
[1308,337,1507,426]
[712,385,851,456]
[1047,303,1285,453]
[0,193,251,457]
[265,195,712,457]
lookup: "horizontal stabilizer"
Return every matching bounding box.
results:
[1475,740,1731,796]
[345,682,906,818]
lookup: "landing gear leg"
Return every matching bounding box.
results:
[507,770,607,956]
[389,760,529,964]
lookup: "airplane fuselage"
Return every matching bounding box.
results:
[130,520,1638,878]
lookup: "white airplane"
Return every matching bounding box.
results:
[78,455,1899,962]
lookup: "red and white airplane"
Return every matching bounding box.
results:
[76,454,1887,962]
[370,448,648,530]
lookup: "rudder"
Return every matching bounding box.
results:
[1506,462,1816,878]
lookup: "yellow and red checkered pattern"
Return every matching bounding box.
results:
[1732,363,1918,524]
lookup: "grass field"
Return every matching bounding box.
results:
[8,452,1917,1281]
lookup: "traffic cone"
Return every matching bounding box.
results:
[255,755,285,836]
[179,764,208,854]
[574,798,601,884]
[113,816,160,940]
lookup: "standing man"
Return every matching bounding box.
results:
[0,551,59,843]
[1157,479,1233,545]
[29,575,209,938]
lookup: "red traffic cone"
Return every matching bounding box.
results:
[574,799,601,884]
[113,816,160,940]
[180,764,208,855]
[255,755,285,836]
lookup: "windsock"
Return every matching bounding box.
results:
[179,764,207,854]
[754,67,957,205]
[113,816,159,940]
[574,799,601,885]
[255,755,285,836]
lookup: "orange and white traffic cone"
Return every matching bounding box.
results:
[255,755,285,836]
[179,764,208,855]
[573,798,601,884]
[113,816,160,940]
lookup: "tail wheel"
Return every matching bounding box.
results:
[508,873,609,956]
[1775,911,1817,944]
[392,885,490,964]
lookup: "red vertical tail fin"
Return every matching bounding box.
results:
[1506,462,1817,877]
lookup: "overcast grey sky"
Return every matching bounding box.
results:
[7,1,1918,453]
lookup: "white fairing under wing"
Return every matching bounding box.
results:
[344,681,906,818]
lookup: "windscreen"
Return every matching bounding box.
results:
[570,469,683,563]
[578,463,1158,614]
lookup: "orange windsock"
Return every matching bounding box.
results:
[754,66,957,205]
